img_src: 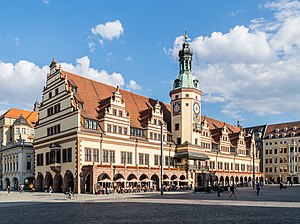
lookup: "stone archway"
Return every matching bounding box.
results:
[36,173,44,191]
[4,178,10,190]
[45,172,53,190]
[98,173,111,181]
[64,170,74,192]
[53,173,63,193]
[114,173,125,181]
[235,176,239,185]
[127,174,137,181]
[151,174,159,188]
[225,176,229,186]
[240,176,243,186]
[139,174,149,181]
[85,174,91,193]
[12,177,18,190]
[219,176,224,186]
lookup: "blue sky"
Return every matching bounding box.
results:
[1,0,300,127]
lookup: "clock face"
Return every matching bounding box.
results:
[193,102,200,115]
[173,102,181,115]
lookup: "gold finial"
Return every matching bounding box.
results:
[184,31,188,41]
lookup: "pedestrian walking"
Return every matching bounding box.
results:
[255,182,260,195]
[216,183,221,197]
[7,185,10,195]
[49,186,53,195]
[229,184,237,198]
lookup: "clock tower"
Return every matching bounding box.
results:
[170,34,202,145]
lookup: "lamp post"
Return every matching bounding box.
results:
[160,122,163,196]
[252,144,255,189]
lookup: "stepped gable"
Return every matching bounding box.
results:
[62,71,171,129]
[264,120,300,139]
[0,108,38,127]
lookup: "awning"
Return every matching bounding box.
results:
[174,151,209,160]
[99,178,113,183]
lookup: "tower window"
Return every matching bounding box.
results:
[186,103,189,106]
[175,95,179,100]
[185,94,189,98]
[175,123,179,131]
[177,138,181,145]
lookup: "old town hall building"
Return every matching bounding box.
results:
[34,37,261,193]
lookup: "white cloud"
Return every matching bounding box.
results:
[91,20,124,41]
[127,80,142,91]
[60,56,125,87]
[125,57,132,62]
[0,60,48,111]
[166,0,300,119]
[0,56,137,112]
[15,37,20,45]
[42,0,50,4]
[88,42,95,52]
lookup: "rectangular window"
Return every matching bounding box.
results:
[121,151,126,164]
[127,152,132,164]
[37,153,43,166]
[93,149,99,162]
[165,156,169,166]
[93,121,97,130]
[195,138,198,145]
[45,152,50,165]
[139,153,144,165]
[107,124,111,132]
[177,138,181,145]
[118,127,122,134]
[103,150,108,163]
[119,111,123,117]
[27,161,31,170]
[170,157,174,166]
[154,155,160,165]
[62,149,67,163]
[109,151,115,163]
[124,127,127,135]
[67,148,72,162]
[175,123,179,131]
[145,154,149,165]
[113,109,117,116]
[113,126,117,133]
[85,148,91,161]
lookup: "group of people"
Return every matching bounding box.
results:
[215,181,262,198]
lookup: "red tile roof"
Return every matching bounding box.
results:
[62,70,241,134]
[0,108,38,128]
[264,121,300,139]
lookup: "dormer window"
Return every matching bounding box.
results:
[84,119,97,130]
[113,109,117,116]
[72,86,77,93]
[275,134,279,138]
[269,134,273,139]
[119,111,123,117]
[293,126,297,131]
[284,127,287,132]
[78,103,84,109]
[291,132,295,137]
[275,128,279,133]
[282,133,286,138]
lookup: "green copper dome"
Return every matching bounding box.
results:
[172,38,199,90]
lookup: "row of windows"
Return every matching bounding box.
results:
[149,132,161,141]
[36,148,72,166]
[266,157,300,164]
[47,103,61,117]
[16,128,34,136]
[48,88,59,99]
[266,147,300,155]
[265,166,299,173]
[265,140,300,145]
[213,161,255,172]
[112,109,123,117]
[84,119,98,130]
[130,128,144,138]
[3,162,18,172]
[84,149,175,166]
[269,132,298,139]
[107,124,128,135]
[47,124,60,136]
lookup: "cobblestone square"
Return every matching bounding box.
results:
[0,185,300,224]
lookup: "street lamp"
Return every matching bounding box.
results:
[252,143,255,189]
[160,121,164,196]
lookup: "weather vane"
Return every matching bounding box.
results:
[184,31,188,42]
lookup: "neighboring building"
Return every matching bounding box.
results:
[263,121,300,184]
[245,125,267,174]
[0,108,38,190]
[34,37,260,194]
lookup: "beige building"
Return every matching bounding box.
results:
[34,38,260,193]
[263,121,300,184]
[0,108,38,190]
